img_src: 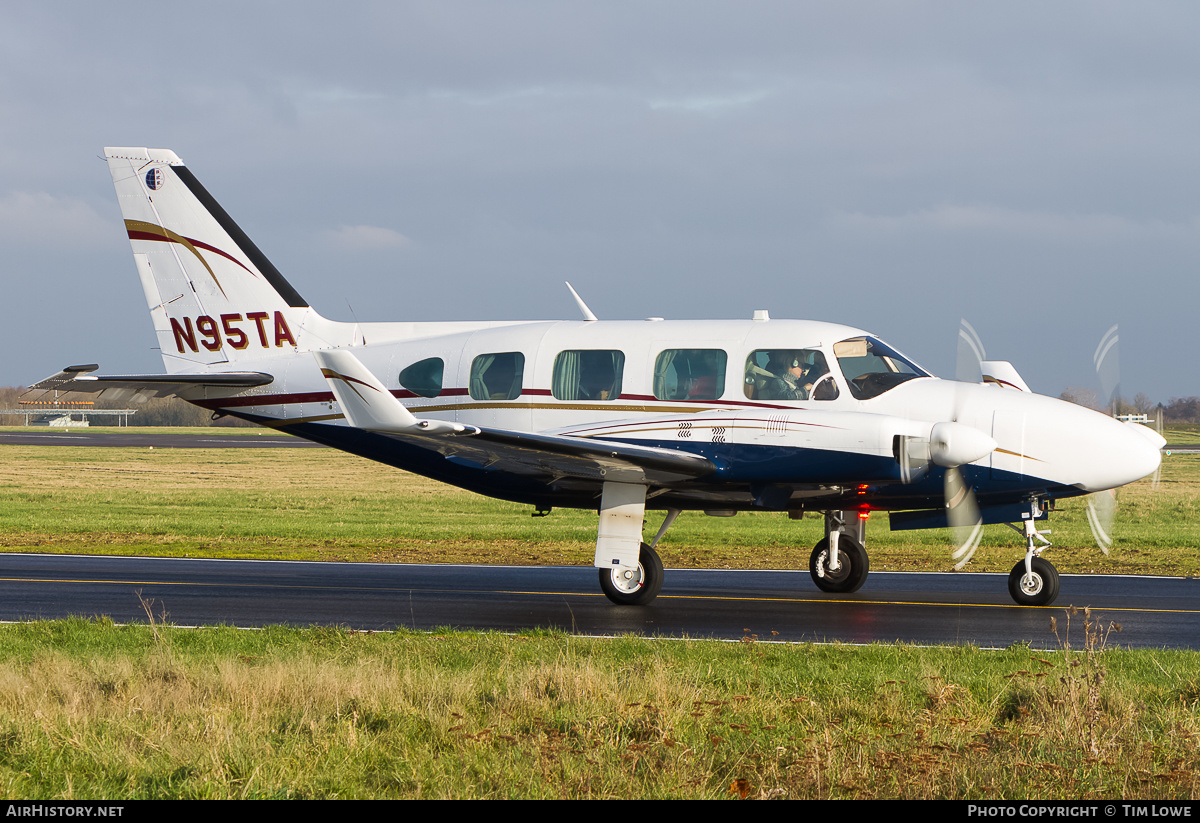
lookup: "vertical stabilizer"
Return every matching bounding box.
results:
[105,147,332,371]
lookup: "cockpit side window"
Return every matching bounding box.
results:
[744,349,839,401]
[834,337,929,400]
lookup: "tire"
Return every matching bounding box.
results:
[1008,557,1060,606]
[809,535,869,593]
[599,543,664,606]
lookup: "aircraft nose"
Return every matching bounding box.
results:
[1075,413,1163,492]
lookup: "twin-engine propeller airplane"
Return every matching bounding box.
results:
[25,148,1165,607]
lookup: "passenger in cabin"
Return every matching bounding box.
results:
[580,373,613,401]
[684,350,723,399]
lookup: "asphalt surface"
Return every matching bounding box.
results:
[1,553,1196,649]
[4,428,1195,648]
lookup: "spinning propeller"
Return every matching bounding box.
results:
[944,319,991,569]
[896,320,994,569]
[949,321,1139,558]
[1086,324,1122,554]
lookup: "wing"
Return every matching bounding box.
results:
[314,349,715,486]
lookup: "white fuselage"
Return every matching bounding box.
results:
[190,315,1162,512]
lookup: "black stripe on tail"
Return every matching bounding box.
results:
[170,165,309,308]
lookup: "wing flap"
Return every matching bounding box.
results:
[390,425,715,485]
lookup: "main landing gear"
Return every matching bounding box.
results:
[594,483,675,607]
[598,542,664,606]
[809,510,870,594]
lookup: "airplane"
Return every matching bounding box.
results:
[23,147,1165,608]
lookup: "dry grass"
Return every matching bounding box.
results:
[0,621,1195,799]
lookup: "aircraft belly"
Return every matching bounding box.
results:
[609,438,899,484]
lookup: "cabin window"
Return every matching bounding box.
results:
[653,349,727,401]
[469,352,525,400]
[744,349,839,401]
[834,337,929,400]
[398,357,444,398]
[552,350,625,401]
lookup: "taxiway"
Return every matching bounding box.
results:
[0,553,1196,649]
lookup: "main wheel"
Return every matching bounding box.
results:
[599,543,664,606]
[1008,556,1060,606]
[809,535,869,593]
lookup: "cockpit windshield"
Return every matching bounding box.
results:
[833,336,930,400]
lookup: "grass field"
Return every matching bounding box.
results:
[0,427,1196,576]
[0,618,1195,799]
[0,427,1197,799]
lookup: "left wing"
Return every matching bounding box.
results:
[314,349,716,486]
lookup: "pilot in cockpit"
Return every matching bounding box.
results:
[763,351,813,400]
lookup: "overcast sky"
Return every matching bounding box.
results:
[2,1,1197,404]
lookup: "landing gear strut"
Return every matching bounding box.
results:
[1005,499,1059,606]
[809,510,870,593]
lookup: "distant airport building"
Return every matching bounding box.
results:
[2,399,136,426]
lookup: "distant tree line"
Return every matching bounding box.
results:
[1163,397,1200,423]
[1059,387,1200,423]
[0,386,253,427]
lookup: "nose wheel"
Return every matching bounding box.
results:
[1004,500,1059,606]
[1008,556,1060,606]
[599,543,664,605]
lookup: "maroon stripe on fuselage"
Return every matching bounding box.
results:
[192,386,792,411]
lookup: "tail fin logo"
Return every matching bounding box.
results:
[125,219,263,300]
[145,168,165,190]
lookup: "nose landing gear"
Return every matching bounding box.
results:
[1005,500,1059,606]
[1008,555,1060,606]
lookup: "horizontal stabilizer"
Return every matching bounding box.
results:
[22,366,273,404]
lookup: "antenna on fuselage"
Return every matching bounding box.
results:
[565,282,599,321]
